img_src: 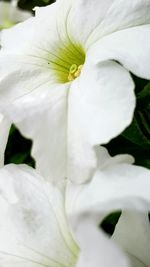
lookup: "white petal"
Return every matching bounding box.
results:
[70,60,135,146]
[1,2,59,56]
[2,80,68,182]
[96,147,134,169]
[89,25,150,79]
[0,114,11,167]
[66,162,150,218]
[68,61,135,183]
[75,218,130,267]
[0,164,78,267]
[16,84,69,182]
[113,211,150,267]
[1,17,35,53]
[86,0,150,47]
[0,52,69,181]
[0,4,71,182]
[64,0,150,47]
[67,157,150,267]
[64,0,113,46]
[0,53,56,108]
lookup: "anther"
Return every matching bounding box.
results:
[70,64,78,74]
[68,64,83,82]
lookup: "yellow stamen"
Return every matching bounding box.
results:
[68,73,75,82]
[68,64,83,81]
[70,64,78,74]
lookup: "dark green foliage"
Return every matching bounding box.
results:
[5,125,35,167]
[18,0,55,11]
[100,211,121,236]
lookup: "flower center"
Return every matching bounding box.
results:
[46,42,85,84]
[68,64,83,81]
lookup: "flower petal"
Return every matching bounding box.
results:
[96,147,134,169]
[1,2,60,56]
[89,25,150,79]
[0,4,71,182]
[0,50,69,181]
[16,84,69,182]
[75,218,130,267]
[65,0,150,47]
[1,17,35,53]
[0,164,78,267]
[66,154,150,217]
[64,0,113,46]
[113,211,150,267]
[67,153,150,267]
[68,61,135,183]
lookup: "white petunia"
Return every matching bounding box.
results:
[0,149,150,267]
[0,0,150,183]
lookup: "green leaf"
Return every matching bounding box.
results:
[42,0,49,3]
[5,124,35,167]
[100,211,121,236]
[135,158,150,169]
[122,81,150,148]
[137,81,150,108]
[122,116,150,148]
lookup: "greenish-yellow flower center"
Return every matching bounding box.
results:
[46,42,85,83]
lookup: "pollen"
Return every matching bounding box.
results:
[68,64,83,82]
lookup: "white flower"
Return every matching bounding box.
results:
[0,149,150,267]
[0,0,150,183]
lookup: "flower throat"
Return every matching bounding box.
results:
[47,42,85,83]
